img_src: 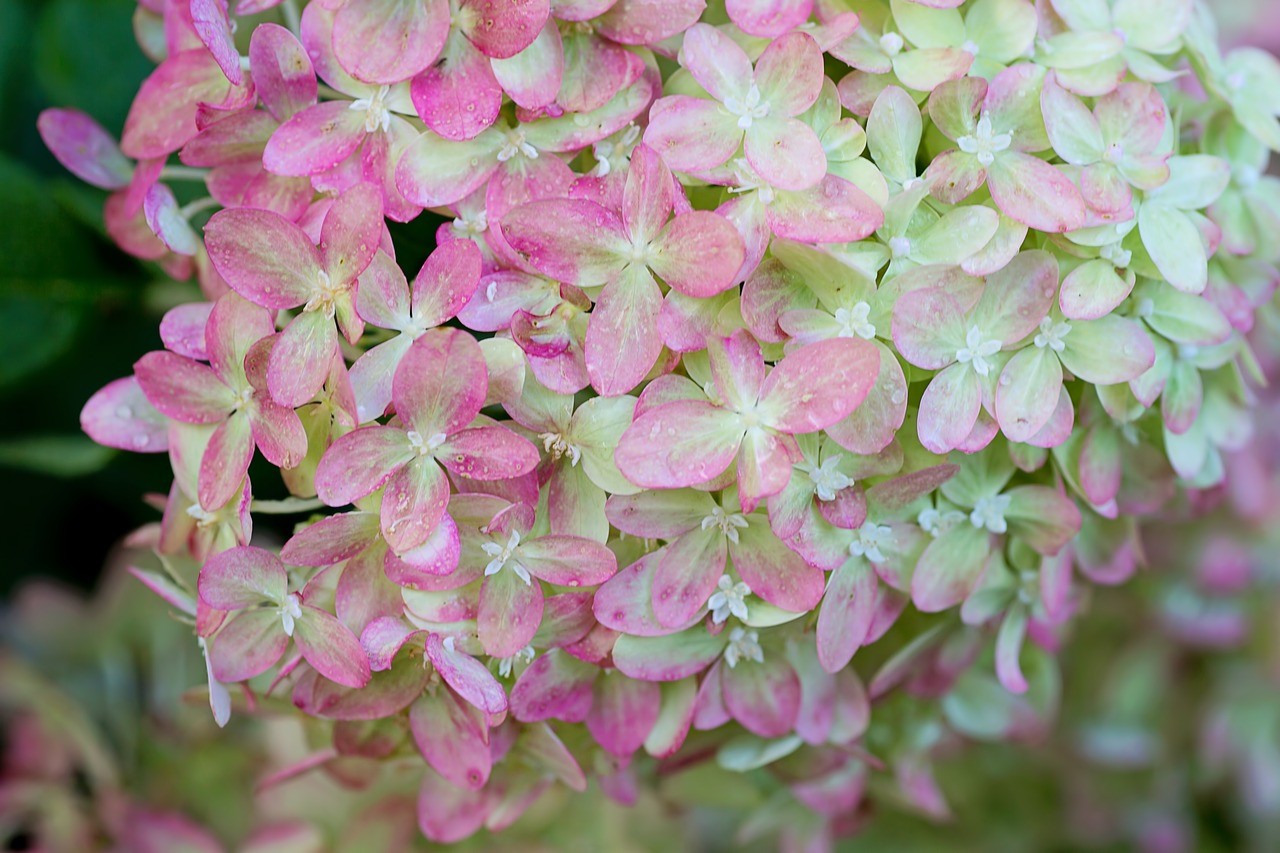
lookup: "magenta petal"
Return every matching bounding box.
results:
[37,108,132,190]
[282,512,382,566]
[393,328,488,437]
[208,610,289,682]
[199,545,287,609]
[438,426,540,481]
[294,606,372,687]
[320,182,383,284]
[622,143,674,245]
[81,377,168,453]
[190,0,242,85]
[268,311,338,408]
[502,198,627,288]
[738,4,818,51]
[653,526,728,627]
[248,395,308,469]
[381,456,450,553]
[387,514,461,585]
[411,39,503,141]
[199,410,254,510]
[816,556,878,673]
[478,568,545,657]
[248,23,317,122]
[509,649,597,722]
[417,766,489,844]
[758,338,881,433]
[587,675,661,757]
[595,0,706,44]
[204,207,324,309]
[584,266,665,396]
[425,633,507,714]
[745,116,827,191]
[917,364,982,455]
[262,100,366,177]
[593,551,683,636]
[414,239,483,327]
[642,96,743,175]
[517,536,617,586]
[134,352,234,423]
[555,29,634,113]
[159,303,213,362]
[721,654,801,738]
[410,691,491,790]
[604,491,712,538]
[730,522,825,613]
[332,0,450,84]
[315,425,413,507]
[651,211,746,298]
[614,400,744,489]
[121,49,250,159]
[995,603,1029,694]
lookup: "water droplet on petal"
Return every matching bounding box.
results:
[115,405,132,419]
[132,434,150,449]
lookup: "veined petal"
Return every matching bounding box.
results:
[314,425,414,506]
[478,565,545,657]
[262,100,367,177]
[517,536,617,586]
[614,400,744,489]
[267,311,339,408]
[204,207,324,309]
[294,606,372,687]
[381,456,450,553]
[502,198,627,288]
[199,545,287,609]
[584,265,664,396]
[653,525,727,627]
[642,96,743,175]
[986,153,1086,233]
[393,328,488,437]
[409,691,492,790]
[757,338,880,433]
[134,352,235,423]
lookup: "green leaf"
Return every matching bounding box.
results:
[0,434,116,477]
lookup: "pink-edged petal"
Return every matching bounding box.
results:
[707,329,766,411]
[650,211,746,298]
[294,605,372,687]
[381,456,450,553]
[411,39,503,141]
[554,29,634,113]
[248,23,317,122]
[614,400,744,489]
[611,628,726,681]
[438,426,540,481]
[37,108,132,190]
[917,364,982,455]
[262,100,367,177]
[509,648,597,722]
[757,338,880,433]
[1059,258,1134,320]
[745,116,826,191]
[1059,315,1155,384]
[416,766,489,844]
[267,311,339,408]
[315,425,413,506]
[995,346,1064,444]
[134,351,234,423]
[730,521,825,612]
[621,143,673,246]
[460,0,550,59]
[248,393,307,469]
[754,33,823,118]
[199,545,286,609]
[159,303,213,362]
[121,49,251,159]
[478,567,545,657]
[320,182,383,285]
[911,523,991,612]
[987,153,1086,233]
[1004,485,1081,554]
[826,343,908,455]
[81,376,169,453]
[995,603,1029,694]
[425,633,507,714]
[517,536,617,586]
[680,23,751,103]
[198,410,254,509]
[766,175,884,243]
[410,690,491,790]
[204,207,324,309]
[502,198,627,288]
[349,336,412,425]
[396,129,502,208]
[653,526,727,627]
[393,328,488,437]
[595,0,706,45]
[208,609,289,682]
[587,675,661,757]
[190,0,242,85]
[594,551,682,636]
[924,150,988,205]
[282,512,382,566]
[491,20,565,110]
[414,238,483,327]
[332,0,450,84]
[387,514,462,585]
[604,490,712,538]
[721,654,800,738]
[736,430,798,510]
[642,96,743,174]
[729,0,815,40]
[584,265,664,396]
[816,556,878,673]
[1081,163,1131,213]
[970,249,1060,343]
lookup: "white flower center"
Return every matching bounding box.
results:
[591,123,640,177]
[728,157,775,205]
[303,269,339,319]
[918,507,966,538]
[497,129,539,162]
[888,235,912,260]
[349,85,392,135]
[482,530,530,584]
[723,83,770,130]
[1034,316,1072,352]
[707,574,752,625]
[833,302,876,340]
[701,505,750,544]
[724,626,763,668]
[451,211,488,236]
[186,504,220,527]
[278,593,303,637]
[406,430,448,456]
[1099,241,1132,268]
[849,521,893,563]
[879,32,905,56]
[805,454,855,501]
[1102,142,1124,165]
[957,113,1013,167]
[955,325,1003,376]
[540,431,581,466]
[969,494,1012,534]
[497,645,535,678]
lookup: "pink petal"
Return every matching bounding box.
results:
[730,521,825,612]
[315,426,414,509]
[745,116,827,191]
[393,328,488,437]
[190,0,242,85]
[707,330,766,411]
[587,676,661,757]
[81,376,169,453]
[478,568,545,657]
[294,606,372,687]
[416,767,490,843]
[584,265,665,396]
[517,536,617,586]
[816,556,878,673]
[653,526,728,628]
[995,603,1029,694]
[595,0,707,45]
[386,514,462,585]
[248,23,317,122]
[970,249,1060,344]
[728,0,814,39]
[721,654,801,738]
[159,303,213,362]
[766,175,884,243]
[380,456,451,553]
[134,351,234,423]
[642,95,743,175]
[491,20,565,110]
[611,628,726,681]
[282,512,382,567]
[987,153,1086,233]
[122,49,251,159]
[554,29,635,113]
[995,347,1064,444]
[614,400,744,488]
[261,100,366,177]
[320,182,383,285]
[650,211,746,298]
[438,426,540,481]
[622,143,674,245]
[425,633,507,714]
[825,342,908,455]
[757,338,881,433]
[680,23,753,103]
[411,39,503,141]
[917,364,982,455]
[502,198,627,288]
[753,30,824,115]
[509,649,597,722]
[413,235,483,326]
[911,523,992,612]
[924,149,988,205]
[460,0,550,59]
[208,609,289,682]
[736,430,798,511]
[332,0,450,84]
[267,311,339,407]
[410,691,491,789]
[199,545,287,609]
[594,551,684,636]
[204,207,324,309]
[37,108,132,190]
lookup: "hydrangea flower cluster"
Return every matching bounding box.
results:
[43,0,1280,846]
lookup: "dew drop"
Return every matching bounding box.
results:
[115,405,132,419]
[133,434,151,449]
[891,390,906,404]
[998,374,1011,386]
